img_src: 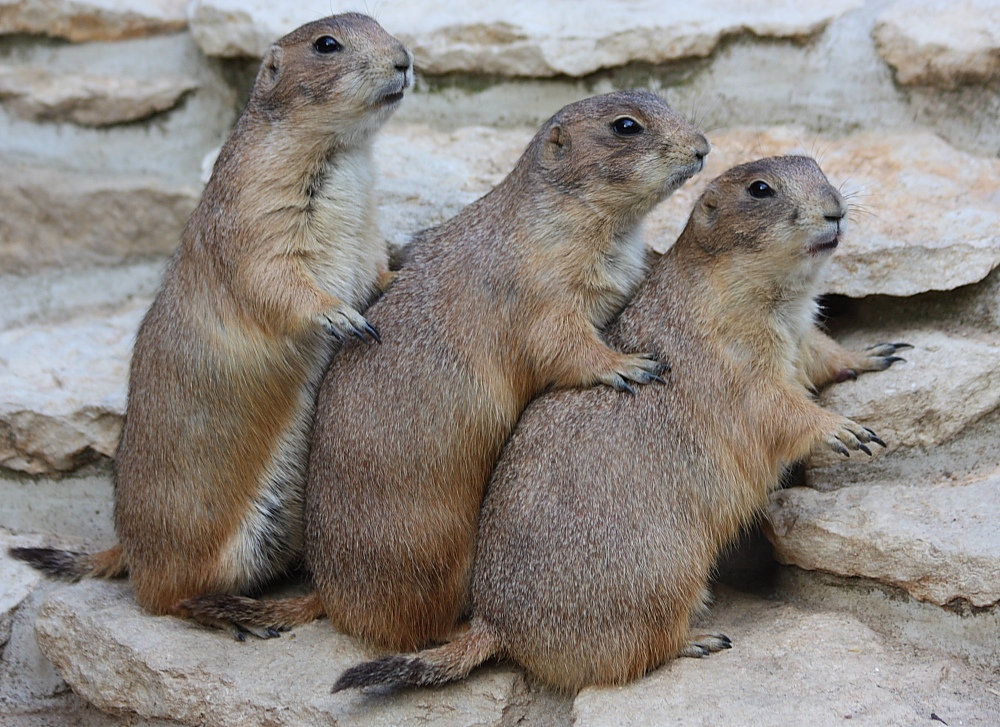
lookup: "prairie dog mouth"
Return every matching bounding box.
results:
[381,90,405,105]
[808,232,839,255]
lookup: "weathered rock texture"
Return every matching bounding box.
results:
[0,163,197,273]
[769,469,1000,609]
[572,587,999,727]
[0,305,140,474]
[34,580,533,727]
[813,328,1000,457]
[573,591,999,726]
[188,0,864,73]
[0,0,187,42]
[874,0,1000,89]
[0,66,198,126]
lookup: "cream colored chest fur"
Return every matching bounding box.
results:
[303,143,385,309]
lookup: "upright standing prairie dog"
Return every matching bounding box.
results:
[11,14,413,635]
[184,91,711,649]
[335,155,909,692]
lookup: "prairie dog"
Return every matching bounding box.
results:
[184,91,710,649]
[11,14,413,634]
[335,156,908,692]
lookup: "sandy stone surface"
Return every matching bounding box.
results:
[874,0,1000,89]
[187,0,863,73]
[34,580,533,727]
[0,66,198,126]
[648,126,1000,297]
[812,328,1000,457]
[0,305,140,474]
[572,587,998,727]
[0,529,44,645]
[769,469,1000,609]
[31,580,999,727]
[0,0,187,42]
[0,163,197,273]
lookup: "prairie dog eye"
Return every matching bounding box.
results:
[747,180,774,198]
[314,36,342,53]
[611,117,644,136]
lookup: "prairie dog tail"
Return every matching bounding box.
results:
[180,591,325,633]
[333,618,500,692]
[9,544,127,580]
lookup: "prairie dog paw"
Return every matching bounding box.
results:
[679,632,732,658]
[597,353,669,395]
[836,342,911,381]
[826,418,885,458]
[319,306,381,344]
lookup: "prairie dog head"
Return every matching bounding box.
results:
[529,90,710,226]
[250,13,413,145]
[685,155,847,294]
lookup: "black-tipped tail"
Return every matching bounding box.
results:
[9,547,89,580]
[333,619,499,693]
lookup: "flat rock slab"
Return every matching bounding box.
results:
[376,122,527,248]
[573,587,997,727]
[0,305,141,474]
[648,126,1000,297]
[188,0,862,74]
[768,469,1000,609]
[812,327,1000,460]
[0,163,198,274]
[0,529,45,645]
[874,0,1000,89]
[0,65,198,126]
[0,0,187,42]
[35,580,531,727]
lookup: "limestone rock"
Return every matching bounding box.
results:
[0,529,44,646]
[375,122,528,246]
[768,469,1000,609]
[0,0,187,42]
[813,328,1000,457]
[35,580,531,726]
[572,587,998,726]
[0,305,140,474]
[0,163,197,273]
[0,66,198,127]
[188,0,863,73]
[874,0,1000,89]
[648,127,1000,297]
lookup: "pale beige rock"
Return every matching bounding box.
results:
[0,0,187,42]
[768,470,1000,609]
[0,305,140,474]
[0,163,197,273]
[874,0,1000,89]
[1,529,44,645]
[812,328,1000,459]
[648,127,1000,297]
[35,580,532,727]
[0,66,198,127]
[375,122,528,246]
[188,0,863,73]
[572,588,998,727]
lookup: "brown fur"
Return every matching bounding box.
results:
[336,155,906,692]
[10,14,412,631]
[185,91,710,648]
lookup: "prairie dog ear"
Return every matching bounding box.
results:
[698,187,719,224]
[256,45,283,93]
[543,124,570,161]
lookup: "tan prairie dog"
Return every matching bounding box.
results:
[334,155,910,693]
[183,90,711,649]
[11,14,413,636]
